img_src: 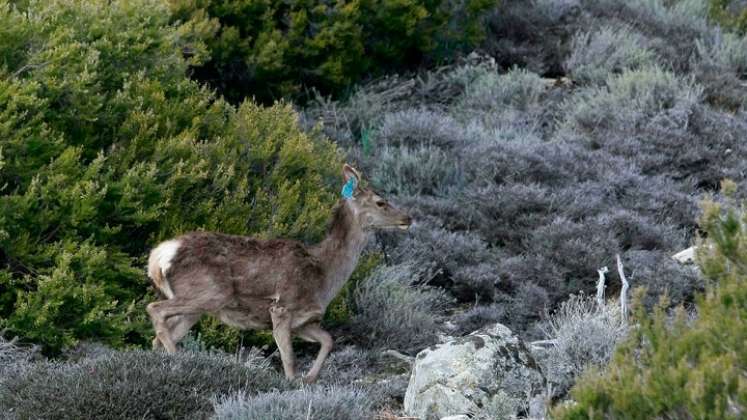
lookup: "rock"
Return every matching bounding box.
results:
[672,246,697,264]
[439,416,470,420]
[404,323,546,420]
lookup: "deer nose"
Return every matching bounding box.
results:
[402,215,413,226]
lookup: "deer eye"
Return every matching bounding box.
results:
[376,201,386,208]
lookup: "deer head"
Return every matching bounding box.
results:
[341,164,412,230]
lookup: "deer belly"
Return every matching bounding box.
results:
[215,308,271,330]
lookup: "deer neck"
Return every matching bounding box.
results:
[312,200,370,307]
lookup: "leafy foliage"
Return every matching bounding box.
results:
[0,349,286,420]
[169,0,498,104]
[553,185,747,419]
[0,0,341,353]
[709,0,747,34]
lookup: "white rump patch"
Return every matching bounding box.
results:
[154,240,181,276]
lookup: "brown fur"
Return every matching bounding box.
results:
[164,231,326,328]
[145,164,411,383]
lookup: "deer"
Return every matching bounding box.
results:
[146,164,411,383]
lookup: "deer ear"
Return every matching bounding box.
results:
[342,164,361,184]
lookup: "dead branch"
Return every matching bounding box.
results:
[596,266,609,307]
[616,254,629,321]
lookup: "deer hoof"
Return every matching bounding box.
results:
[302,373,318,384]
[152,337,163,350]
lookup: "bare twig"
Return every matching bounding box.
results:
[11,60,51,78]
[374,409,419,420]
[530,339,558,349]
[616,255,629,321]
[381,349,414,365]
[596,266,609,307]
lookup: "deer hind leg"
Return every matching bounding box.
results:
[270,305,296,380]
[296,322,333,384]
[168,313,201,344]
[147,300,207,354]
[147,301,177,352]
[152,315,187,350]
[151,313,201,350]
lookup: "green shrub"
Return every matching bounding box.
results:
[0,0,341,354]
[553,182,747,419]
[0,350,286,420]
[709,0,747,34]
[169,0,498,104]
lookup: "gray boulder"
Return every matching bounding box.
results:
[404,323,546,419]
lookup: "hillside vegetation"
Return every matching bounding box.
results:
[0,0,340,353]
[306,0,747,338]
[169,0,498,103]
[554,183,747,419]
[1,0,747,418]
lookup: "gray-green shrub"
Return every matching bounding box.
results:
[0,350,285,420]
[391,223,502,301]
[565,25,657,84]
[0,335,38,380]
[452,303,509,335]
[694,30,747,108]
[371,145,464,197]
[351,263,449,353]
[457,67,547,112]
[306,0,747,344]
[561,66,747,186]
[537,294,629,396]
[212,386,377,420]
[375,109,467,149]
[561,66,702,138]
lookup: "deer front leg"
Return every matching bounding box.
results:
[296,322,334,384]
[270,305,296,380]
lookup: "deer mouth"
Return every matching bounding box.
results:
[377,223,411,230]
[394,219,412,230]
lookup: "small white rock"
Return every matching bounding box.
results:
[672,246,697,264]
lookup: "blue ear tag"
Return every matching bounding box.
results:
[341,177,357,200]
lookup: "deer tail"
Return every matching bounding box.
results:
[148,240,179,300]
